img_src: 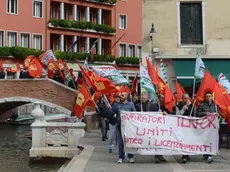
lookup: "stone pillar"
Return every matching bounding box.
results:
[60,2,64,19]
[73,5,77,21]
[30,102,46,148]
[85,7,90,22]
[73,36,77,52]
[85,37,90,52]
[60,35,64,52]
[97,9,102,24]
[97,38,102,55]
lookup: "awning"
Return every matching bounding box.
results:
[173,59,230,86]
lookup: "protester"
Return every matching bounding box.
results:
[176,93,194,163]
[97,96,109,141]
[142,93,155,111]
[151,94,172,163]
[133,94,141,111]
[111,92,136,164]
[53,70,64,84]
[108,94,120,153]
[197,92,220,163]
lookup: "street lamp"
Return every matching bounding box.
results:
[149,23,156,41]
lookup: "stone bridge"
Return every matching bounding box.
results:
[0,79,77,115]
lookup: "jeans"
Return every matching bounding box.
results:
[109,124,117,150]
[117,125,133,159]
[100,117,108,138]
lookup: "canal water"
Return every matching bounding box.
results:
[0,124,64,172]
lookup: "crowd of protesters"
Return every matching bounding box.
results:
[95,90,219,165]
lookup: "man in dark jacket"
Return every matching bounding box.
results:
[176,93,194,163]
[197,92,219,163]
[112,92,136,164]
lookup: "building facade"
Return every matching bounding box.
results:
[142,0,230,94]
[0,0,142,58]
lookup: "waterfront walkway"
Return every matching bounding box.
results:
[73,129,230,172]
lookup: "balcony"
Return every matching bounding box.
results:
[85,0,117,5]
[49,19,116,34]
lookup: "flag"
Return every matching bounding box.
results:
[119,85,130,93]
[87,91,101,107]
[159,57,168,84]
[196,70,215,102]
[6,63,21,72]
[195,56,205,79]
[58,58,65,70]
[0,59,3,70]
[164,87,175,113]
[47,59,59,78]
[24,55,35,69]
[140,64,157,96]
[39,50,57,66]
[73,81,91,119]
[218,73,230,94]
[131,73,138,96]
[28,58,43,78]
[146,58,159,85]
[176,80,186,102]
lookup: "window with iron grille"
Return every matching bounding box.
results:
[180,3,203,45]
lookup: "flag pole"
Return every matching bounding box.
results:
[105,33,126,55]
[192,77,196,99]
[189,99,196,117]
[85,35,101,53]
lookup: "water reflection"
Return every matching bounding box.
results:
[0,124,63,172]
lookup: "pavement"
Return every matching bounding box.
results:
[76,129,230,172]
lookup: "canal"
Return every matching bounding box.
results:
[0,124,64,172]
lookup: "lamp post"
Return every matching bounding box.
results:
[149,23,156,68]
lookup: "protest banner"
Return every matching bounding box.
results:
[90,66,129,85]
[121,111,219,155]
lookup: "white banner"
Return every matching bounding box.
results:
[90,66,129,85]
[121,111,219,155]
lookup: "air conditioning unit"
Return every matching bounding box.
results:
[152,47,160,53]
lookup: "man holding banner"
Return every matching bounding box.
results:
[112,92,136,164]
[197,92,220,163]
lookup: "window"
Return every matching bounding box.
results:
[20,33,30,48]
[7,32,17,47]
[137,46,142,57]
[180,3,203,45]
[0,31,4,47]
[50,6,55,19]
[33,0,42,18]
[33,34,42,50]
[128,45,135,57]
[119,15,127,29]
[64,8,68,20]
[119,44,126,56]
[77,10,81,21]
[7,0,18,14]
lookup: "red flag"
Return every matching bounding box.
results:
[196,70,215,103]
[164,87,175,112]
[73,81,91,119]
[146,58,159,85]
[119,85,130,94]
[6,63,21,72]
[0,59,3,71]
[24,55,35,69]
[47,59,59,78]
[131,73,138,96]
[176,80,186,102]
[57,58,65,70]
[28,58,43,78]
[87,91,102,107]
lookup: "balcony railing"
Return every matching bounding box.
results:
[49,19,116,34]
[85,0,117,5]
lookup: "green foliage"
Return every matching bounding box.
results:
[115,56,140,65]
[49,19,116,34]
[0,46,43,58]
[93,0,117,4]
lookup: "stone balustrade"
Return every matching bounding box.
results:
[29,102,85,159]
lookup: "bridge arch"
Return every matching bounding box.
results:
[0,97,72,115]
